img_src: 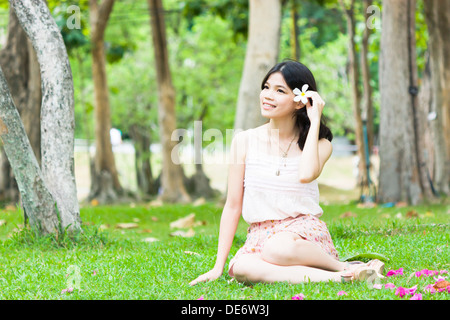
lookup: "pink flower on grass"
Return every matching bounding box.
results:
[197,295,204,300]
[415,269,437,278]
[395,285,417,298]
[373,284,383,290]
[385,283,396,289]
[410,293,423,300]
[337,291,347,296]
[433,275,447,282]
[386,267,404,277]
[61,287,74,294]
[292,293,305,300]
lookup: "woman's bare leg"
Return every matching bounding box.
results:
[261,232,346,271]
[231,254,344,284]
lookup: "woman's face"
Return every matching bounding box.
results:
[260,72,303,119]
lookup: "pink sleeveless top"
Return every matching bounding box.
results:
[241,128,323,224]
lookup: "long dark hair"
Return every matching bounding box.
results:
[261,60,333,150]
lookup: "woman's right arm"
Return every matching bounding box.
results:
[189,131,247,286]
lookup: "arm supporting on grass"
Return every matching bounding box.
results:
[190,131,246,285]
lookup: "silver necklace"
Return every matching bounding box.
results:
[268,127,297,176]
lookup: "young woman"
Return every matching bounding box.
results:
[189,60,384,286]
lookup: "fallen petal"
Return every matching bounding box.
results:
[385,283,396,289]
[409,293,422,300]
[373,284,383,290]
[337,291,348,296]
[292,293,305,300]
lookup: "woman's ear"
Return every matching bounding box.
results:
[295,102,305,110]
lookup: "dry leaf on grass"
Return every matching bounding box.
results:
[170,213,196,229]
[406,210,419,218]
[0,220,7,227]
[170,228,195,237]
[184,251,200,256]
[193,197,206,206]
[433,280,450,290]
[115,222,139,229]
[143,237,159,243]
[340,211,357,218]
[148,199,163,207]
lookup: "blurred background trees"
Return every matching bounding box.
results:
[0,0,448,210]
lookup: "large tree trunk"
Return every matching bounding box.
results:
[234,0,282,131]
[10,0,81,232]
[339,0,368,193]
[148,0,190,203]
[0,8,41,204]
[423,0,450,196]
[88,0,123,204]
[0,66,59,235]
[378,0,433,205]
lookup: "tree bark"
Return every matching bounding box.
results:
[234,0,282,131]
[148,0,190,203]
[10,0,81,232]
[290,0,300,61]
[378,0,433,204]
[339,0,368,191]
[423,0,450,196]
[128,123,157,197]
[0,8,41,204]
[88,0,123,203]
[361,0,374,152]
[0,67,59,235]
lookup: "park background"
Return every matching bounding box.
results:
[0,0,448,300]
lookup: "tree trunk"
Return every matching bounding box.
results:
[378,0,433,204]
[423,0,450,196]
[148,0,190,203]
[10,0,81,232]
[128,123,158,197]
[0,8,41,204]
[339,0,367,192]
[88,0,123,204]
[0,66,59,235]
[234,0,282,131]
[290,0,300,61]
[187,118,217,200]
[361,0,374,152]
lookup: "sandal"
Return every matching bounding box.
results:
[366,259,385,276]
[340,264,385,283]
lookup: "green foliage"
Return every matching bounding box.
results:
[180,0,249,40]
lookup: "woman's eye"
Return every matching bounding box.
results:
[277,89,285,93]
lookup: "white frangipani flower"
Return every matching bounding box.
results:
[293,84,312,104]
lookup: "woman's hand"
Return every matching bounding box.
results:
[304,91,325,124]
[189,267,223,286]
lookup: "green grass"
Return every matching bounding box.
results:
[0,200,448,300]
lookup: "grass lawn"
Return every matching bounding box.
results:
[0,198,448,300]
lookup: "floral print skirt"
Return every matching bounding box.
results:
[228,214,339,276]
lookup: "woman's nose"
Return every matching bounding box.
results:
[264,90,274,100]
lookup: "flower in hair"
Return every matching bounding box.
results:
[293,84,311,104]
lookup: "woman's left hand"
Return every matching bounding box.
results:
[304,91,325,124]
